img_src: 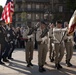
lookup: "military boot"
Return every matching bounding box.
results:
[29,61,33,66]
[55,64,60,70]
[39,66,44,73]
[66,60,73,67]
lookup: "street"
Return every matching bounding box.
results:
[0,49,76,75]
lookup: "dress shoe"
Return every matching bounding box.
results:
[50,58,54,62]
[0,61,5,65]
[45,62,47,64]
[66,60,73,67]
[8,57,14,60]
[29,62,33,66]
[42,67,46,72]
[58,63,63,68]
[66,63,73,67]
[55,64,60,70]
[39,66,44,73]
[27,64,30,67]
[3,59,9,62]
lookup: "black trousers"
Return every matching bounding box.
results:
[0,43,5,62]
[8,42,15,58]
[2,42,10,60]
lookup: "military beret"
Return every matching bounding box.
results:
[41,19,48,25]
[56,20,62,24]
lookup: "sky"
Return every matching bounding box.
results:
[0,0,7,7]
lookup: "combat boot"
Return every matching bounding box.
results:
[58,63,63,68]
[55,64,60,70]
[66,60,73,67]
[29,61,33,66]
[39,66,44,73]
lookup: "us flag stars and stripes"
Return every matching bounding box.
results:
[1,0,14,24]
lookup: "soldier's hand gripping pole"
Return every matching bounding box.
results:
[60,30,67,44]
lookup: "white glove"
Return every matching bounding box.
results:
[28,34,33,39]
[7,34,10,37]
[42,36,47,42]
[8,28,10,30]
[10,41,13,43]
[62,27,67,32]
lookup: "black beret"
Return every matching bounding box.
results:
[41,19,48,25]
[56,20,62,24]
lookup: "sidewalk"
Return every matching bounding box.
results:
[0,49,76,75]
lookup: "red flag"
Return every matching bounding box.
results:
[68,10,76,35]
[1,0,14,24]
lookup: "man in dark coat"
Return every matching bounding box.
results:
[0,19,6,64]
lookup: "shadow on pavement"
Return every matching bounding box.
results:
[12,59,27,64]
[3,61,38,75]
[2,61,76,75]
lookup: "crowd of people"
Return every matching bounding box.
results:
[0,20,27,64]
[0,19,76,73]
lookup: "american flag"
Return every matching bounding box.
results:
[1,0,14,24]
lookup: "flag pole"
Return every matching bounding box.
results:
[60,30,67,44]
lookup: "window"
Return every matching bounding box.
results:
[21,12,26,21]
[16,13,21,21]
[44,5,48,9]
[16,23,21,27]
[53,0,58,3]
[59,6,63,12]
[41,4,43,9]
[36,4,40,9]
[17,5,22,11]
[32,3,35,9]
[21,4,24,9]
[36,14,40,20]
[27,14,31,19]
[27,4,31,9]
[15,4,18,10]
[32,13,35,20]
[18,5,21,9]
[41,14,44,19]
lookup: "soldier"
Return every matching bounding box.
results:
[23,22,34,67]
[0,19,6,64]
[36,20,49,72]
[1,22,10,62]
[7,24,16,60]
[53,20,66,70]
[64,22,73,67]
[49,23,55,62]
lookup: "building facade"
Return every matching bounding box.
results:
[50,0,72,22]
[13,0,72,27]
[14,0,51,27]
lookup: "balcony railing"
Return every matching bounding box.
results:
[16,0,50,3]
[15,8,47,13]
[16,0,22,3]
[15,9,23,12]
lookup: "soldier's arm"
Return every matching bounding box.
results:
[23,29,28,39]
[49,28,53,37]
[62,27,67,32]
[36,30,42,42]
